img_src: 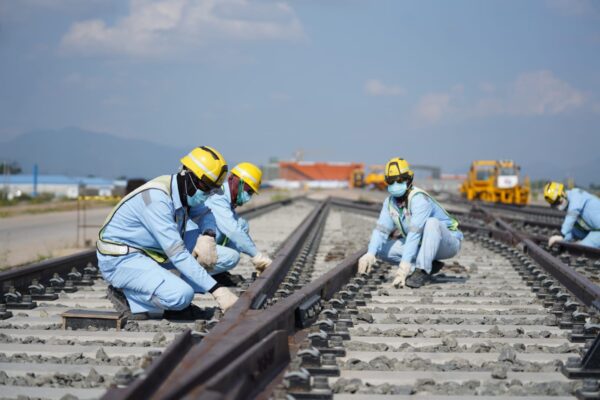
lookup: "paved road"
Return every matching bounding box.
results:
[0,208,112,268]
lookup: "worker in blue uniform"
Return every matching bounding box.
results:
[195,162,272,275]
[544,182,600,248]
[96,146,238,320]
[357,157,463,288]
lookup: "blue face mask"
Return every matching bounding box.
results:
[387,182,408,197]
[187,189,209,207]
[236,190,252,206]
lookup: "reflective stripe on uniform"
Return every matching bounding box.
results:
[187,152,218,181]
[165,241,185,258]
[96,239,142,256]
[409,225,423,233]
[376,223,393,235]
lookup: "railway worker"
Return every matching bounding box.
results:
[544,182,600,249]
[357,157,463,288]
[96,146,239,320]
[189,162,272,276]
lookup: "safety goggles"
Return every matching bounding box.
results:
[384,173,411,185]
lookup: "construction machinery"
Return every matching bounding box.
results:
[461,160,530,205]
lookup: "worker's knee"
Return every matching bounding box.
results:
[217,246,241,270]
[155,281,194,310]
[423,218,442,236]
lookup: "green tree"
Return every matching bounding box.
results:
[0,161,22,174]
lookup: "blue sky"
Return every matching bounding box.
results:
[1,0,599,181]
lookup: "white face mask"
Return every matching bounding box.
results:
[557,198,568,211]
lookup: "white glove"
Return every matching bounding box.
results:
[192,235,217,271]
[358,253,377,275]
[212,287,238,312]
[392,261,411,289]
[548,235,564,247]
[251,252,273,274]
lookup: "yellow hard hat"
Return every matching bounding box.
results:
[180,146,228,189]
[543,181,566,205]
[384,157,413,185]
[232,162,262,193]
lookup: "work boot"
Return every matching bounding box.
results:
[128,312,150,321]
[212,271,244,287]
[431,260,445,275]
[405,269,431,288]
[107,285,130,314]
[164,304,213,321]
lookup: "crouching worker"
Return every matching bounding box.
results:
[357,157,463,288]
[96,146,238,320]
[197,162,272,276]
[544,182,600,249]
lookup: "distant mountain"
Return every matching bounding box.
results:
[0,127,187,179]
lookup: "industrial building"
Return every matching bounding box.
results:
[1,174,116,199]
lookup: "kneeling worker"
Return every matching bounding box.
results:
[200,162,273,275]
[357,157,463,288]
[544,182,600,249]
[96,146,238,319]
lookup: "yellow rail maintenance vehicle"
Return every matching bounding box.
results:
[461,160,530,205]
[364,165,387,190]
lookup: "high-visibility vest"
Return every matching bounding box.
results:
[97,175,175,263]
[387,186,459,238]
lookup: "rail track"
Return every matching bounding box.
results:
[0,197,315,399]
[2,194,600,399]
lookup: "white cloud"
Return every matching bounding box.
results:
[477,70,585,117]
[414,70,586,125]
[413,93,451,123]
[364,79,405,96]
[478,82,496,94]
[61,0,305,57]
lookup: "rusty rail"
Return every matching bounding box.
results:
[149,199,331,399]
[155,249,365,400]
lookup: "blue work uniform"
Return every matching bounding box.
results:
[96,175,217,314]
[190,181,258,272]
[561,189,600,248]
[367,187,463,273]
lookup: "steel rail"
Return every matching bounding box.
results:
[472,204,600,260]
[493,218,600,311]
[141,199,331,400]
[90,195,600,398]
[159,249,365,400]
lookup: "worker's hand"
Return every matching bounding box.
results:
[212,287,238,312]
[358,253,377,275]
[192,235,217,271]
[392,261,412,289]
[251,252,272,274]
[548,235,564,247]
